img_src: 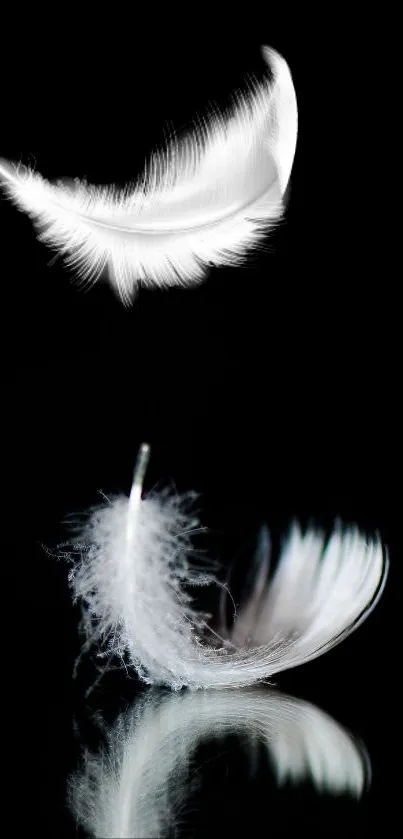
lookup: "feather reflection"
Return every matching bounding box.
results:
[70,688,369,838]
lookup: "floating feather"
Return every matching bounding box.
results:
[63,444,388,691]
[0,46,297,305]
[70,689,369,838]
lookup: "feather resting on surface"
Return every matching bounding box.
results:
[63,445,388,690]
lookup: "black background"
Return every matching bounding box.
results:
[1,22,399,836]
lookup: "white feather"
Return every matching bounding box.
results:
[64,444,388,691]
[70,689,369,838]
[0,46,297,305]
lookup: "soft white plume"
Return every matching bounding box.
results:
[0,46,297,305]
[70,689,369,838]
[63,444,388,691]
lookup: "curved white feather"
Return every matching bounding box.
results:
[65,455,388,690]
[70,689,368,838]
[0,46,297,305]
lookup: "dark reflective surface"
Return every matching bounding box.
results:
[69,688,370,837]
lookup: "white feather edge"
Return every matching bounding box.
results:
[69,690,368,838]
[0,46,297,305]
[63,450,388,691]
